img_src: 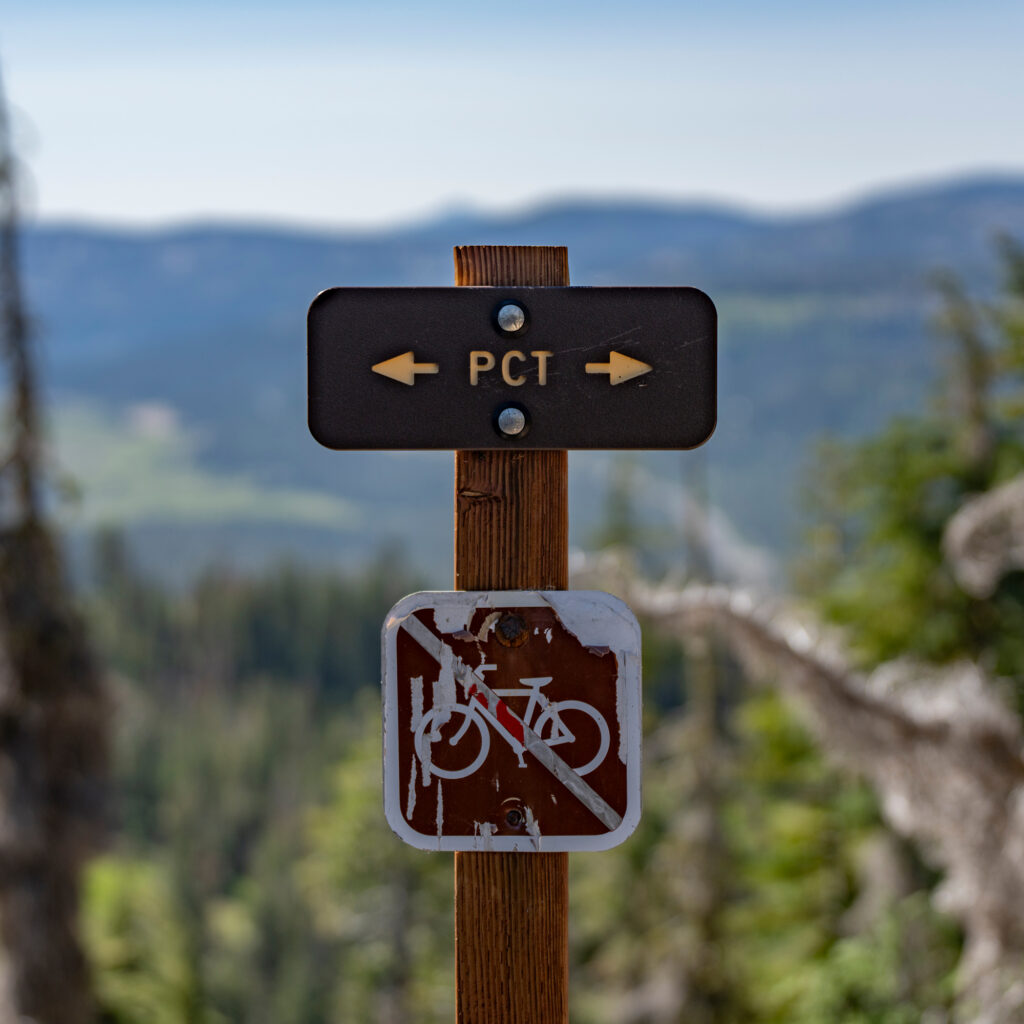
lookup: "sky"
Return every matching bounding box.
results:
[3,0,1024,229]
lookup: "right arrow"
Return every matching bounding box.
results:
[584,351,653,385]
[372,351,440,386]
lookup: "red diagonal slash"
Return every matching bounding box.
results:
[466,683,525,744]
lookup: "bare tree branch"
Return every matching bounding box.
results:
[575,553,1024,1023]
[944,472,1024,598]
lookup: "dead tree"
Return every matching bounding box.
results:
[0,64,108,1024]
[575,550,1024,1024]
[944,472,1024,598]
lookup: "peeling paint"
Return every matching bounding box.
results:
[476,611,500,641]
[544,627,553,644]
[542,590,638,650]
[433,603,474,634]
[475,821,497,851]
[406,755,418,819]
[409,675,424,734]
[436,783,444,838]
[617,651,638,763]
[432,645,458,712]
[524,806,542,850]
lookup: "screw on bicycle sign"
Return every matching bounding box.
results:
[382,590,642,851]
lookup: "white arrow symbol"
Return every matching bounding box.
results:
[584,350,653,385]
[372,351,440,386]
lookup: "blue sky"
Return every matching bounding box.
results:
[4,1,1023,228]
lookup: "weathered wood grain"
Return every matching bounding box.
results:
[453,245,570,1024]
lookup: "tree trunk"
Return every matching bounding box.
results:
[0,64,109,1024]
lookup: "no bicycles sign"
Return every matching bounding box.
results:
[382,591,642,852]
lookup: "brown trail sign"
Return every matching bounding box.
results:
[308,285,716,449]
[383,591,641,852]
[306,244,718,1023]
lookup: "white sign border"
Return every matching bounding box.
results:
[382,590,642,853]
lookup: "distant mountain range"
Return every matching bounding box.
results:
[23,174,1024,584]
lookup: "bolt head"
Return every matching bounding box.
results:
[495,613,529,647]
[497,406,527,437]
[496,303,526,333]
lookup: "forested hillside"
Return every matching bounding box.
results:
[4,0,1024,1015]
[71,236,1024,1023]
[80,533,941,1024]
[6,159,1024,1022]
[24,176,1024,582]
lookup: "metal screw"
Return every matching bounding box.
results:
[495,613,529,648]
[497,406,527,436]
[496,303,526,333]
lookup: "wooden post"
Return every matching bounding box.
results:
[453,245,570,1024]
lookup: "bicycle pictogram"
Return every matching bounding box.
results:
[415,668,611,781]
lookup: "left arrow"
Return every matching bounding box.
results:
[371,351,440,386]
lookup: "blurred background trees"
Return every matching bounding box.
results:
[798,239,1024,690]
[76,238,1024,1023]
[2,229,1019,1023]
[3,36,1024,1020]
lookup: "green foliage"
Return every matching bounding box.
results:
[301,705,454,1023]
[571,703,746,1024]
[590,455,641,551]
[82,537,427,1024]
[54,223,1024,1024]
[89,531,421,702]
[84,350,1002,1024]
[87,540,957,1024]
[785,893,959,1024]
[723,693,958,1023]
[54,400,358,530]
[785,246,1024,1019]
[90,676,341,1024]
[84,857,196,1024]
[570,686,959,1024]
[798,239,1024,690]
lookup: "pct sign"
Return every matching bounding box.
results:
[308,286,716,450]
[381,591,641,852]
